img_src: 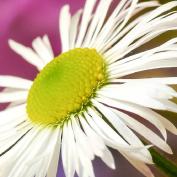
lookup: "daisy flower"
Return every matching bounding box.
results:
[1,0,177,177]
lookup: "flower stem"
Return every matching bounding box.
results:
[150,148,177,177]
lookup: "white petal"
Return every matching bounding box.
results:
[46,129,61,177]
[93,100,152,163]
[71,117,94,160]
[110,77,177,85]
[79,116,104,155]
[98,82,176,111]
[109,50,177,75]
[156,113,177,135]
[0,116,28,135]
[87,107,128,146]
[86,109,152,164]
[69,10,82,49]
[91,0,131,48]
[84,110,150,156]
[108,25,177,63]
[75,0,97,47]
[32,36,54,64]
[96,96,167,140]
[114,26,177,62]
[42,35,54,59]
[160,100,177,113]
[61,124,69,177]
[0,76,32,89]
[2,88,26,108]
[105,2,177,59]
[82,0,113,48]
[101,147,116,169]
[0,90,28,103]
[138,1,177,24]
[108,0,139,43]
[8,40,44,70]
[0,124,32,151]
[7,127,60,177]
[62,122,75,177]
[59,5,71,52]
[0,104,27,125]
[71,116,95,177]
[110,60,177,78]
[109,44,177,76]
[123,153,154,177]
[109,37,177,68]
[76,143,95,177]
[0,128,38,177]
[115,110,172,154]
[79,116,115,169]
[100,1,159,53]
[93,100,145,146]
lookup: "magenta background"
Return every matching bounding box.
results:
[0,0,174,177]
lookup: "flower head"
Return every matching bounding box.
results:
[1,0,177,177]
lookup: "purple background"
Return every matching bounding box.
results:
[0,0,176,177]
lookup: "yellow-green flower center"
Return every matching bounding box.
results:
[27,48,107,126]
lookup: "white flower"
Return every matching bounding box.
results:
[1,0,177,177]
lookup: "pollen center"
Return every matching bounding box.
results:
[27,48,107,126]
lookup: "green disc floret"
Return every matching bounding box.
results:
[27,48,107,126]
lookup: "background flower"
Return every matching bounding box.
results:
[0,0,176,177]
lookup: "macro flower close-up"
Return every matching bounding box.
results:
[1,0,177,177]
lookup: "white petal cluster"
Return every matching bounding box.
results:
[1,0,177,177]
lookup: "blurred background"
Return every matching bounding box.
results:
[0,0,177,177]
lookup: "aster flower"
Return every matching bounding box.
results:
[1,0,177,177]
